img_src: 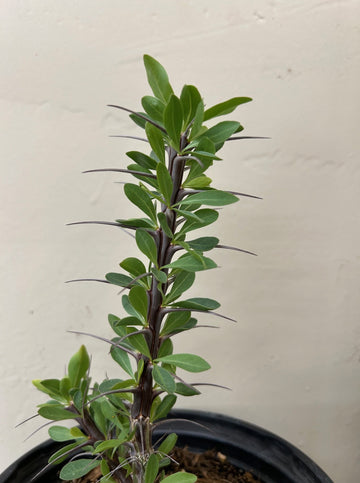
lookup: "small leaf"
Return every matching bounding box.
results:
[154,394,177,421]
[180,85,202,128]
[175,382,200,397]
[161,472,197,483]
[48,426,75,442]
[187,236,219,252]
[68,346,90,388]
[110,347,133,377]
[127,331,151,358]
[178,208,219,235]
[126,151,158,170]
[143,55,174,103]
[164,253,217,272]
[198,121,241,145]
[136,229,158,266]
[184,175,212,189]
[120,257,147,278]
[60,459,100,480]
[204,97,252,121]
[157,212,173,238]
[157,338,173,358]
[156,162,173,206]
[155,354,211,373]
[163,95,183,148]
[128,286,148,320]
[171,297,220,311]
[142,96,166,124]
[161,311,192,336]
[38,406,77,421]
[152,267,168,284]
[145,453,160,483]
[105,272,133,287]
[124,183,157,223]
[48,441,84,465]
[158,433,178,454]
[153,364,176,393]
[94,438,126,453]
[179,190,238,207]
[189,99,204,140]
[145,122,165,163]
[165,271,195,304]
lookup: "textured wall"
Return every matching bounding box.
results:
[0,1,359,481]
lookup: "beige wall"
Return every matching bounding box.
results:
[1,1,359,481]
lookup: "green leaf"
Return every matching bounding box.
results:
[189,99,204,140]
[116,217,156,230]
[164,253,217,272]
[156,162,173,206]
[38,406,77,421]
[175,382,201,397]
[136,229,158,266]
[161,472,197,483]
[105,272,133,287]
[145,453,160,483]
[158,338,173,358]
[165,271,195,303]
[122,294,140,317]
[68,346,90,388]
[155,354,211,373]
[60,459,100,480]
[198,121,241,145]
[145,122,165,163]
[180,85,202,128]
[124,183,157,223]
[143,55,174,103]
[180,190,238,207]
[48,441,84,465]
[204,97,252,121]
[142,96,166,124]
[120,257,147,278]
[153,364,176,393]
[157,212,173,238]
[110,346,133,377]
[128,286,148,320]
[184,175,212,189]
[60,377,71,399]
[161,311,193,336]
[187,236,219,252]
[33,379,63,399]
[48,426,75,442]
[154,394,177,421]
[126,151,158,170]
[163,95,183,148]
[129,112,147,129]
[152,267,168,284]
[158,433,178,454]
[172,297,220,311]
[178,208,219,235]
[94,437,126,453]
[126,330,151,358]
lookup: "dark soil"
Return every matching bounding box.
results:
[74,447,262,482]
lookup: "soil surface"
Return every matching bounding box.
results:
[74,447,262,482]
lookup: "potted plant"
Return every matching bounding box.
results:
[0,56,333,483]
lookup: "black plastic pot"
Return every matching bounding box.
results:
[0,409,333,483]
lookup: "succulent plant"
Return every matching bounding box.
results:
[30,55,260,483]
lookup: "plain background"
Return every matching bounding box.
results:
[0,1,359,481]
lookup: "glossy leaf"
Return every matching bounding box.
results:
[110,346,133,377]
[145,122,165,164]
[156,162,173,205]
[179,190,238,207]
[105,272,133,287]
[161,472,197,483]
[126,151,158,170]
[136,229,158,266]
[164,253,217,272]
[175,382,200,397]
[124,183,157,223]
[165,271,195,303]
[143,55,174,103]
[142,96,165,124]
[172,297,220,311]
[187,236,219,252]
[153,364,176,393]
[178,208,219,235]
[154,394,177,420]
[180,85,202,128]
[60,459,100,480]
[128,286,148,320]
[204,97,252,121]
[120,257,147,278]
[161,311,193,336]
[145,453,160,483]
[163,95,183,148]
[48,426,75,442]
[155,354,210,373]
[184,175,212,189]
[198,121,241,145]
[68,345,90,388]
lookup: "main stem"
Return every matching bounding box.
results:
[130,138,188,474]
